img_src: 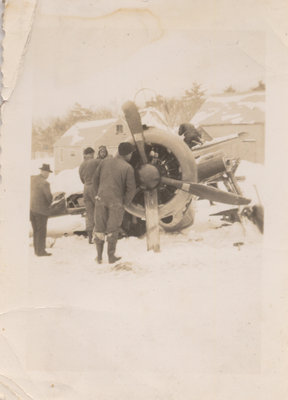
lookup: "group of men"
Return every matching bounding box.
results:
[30,142,136,264]
[30,122,203,261]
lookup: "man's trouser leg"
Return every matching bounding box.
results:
[107,232,121,264]
[37,214,48,255]
[84,185,95,243]
[30,212,38,254]
[30,212,48,255]
[94,233,105,263]
[106,203,125,264]
[94,199,108,263]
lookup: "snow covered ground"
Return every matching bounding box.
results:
[1,160,265,399]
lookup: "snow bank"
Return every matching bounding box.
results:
[50,167,83,195]
[237,160,264,204]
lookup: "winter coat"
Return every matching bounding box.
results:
[178,123,203,148]
[30,174,53,216]
[79,158,101,186]
[92,156,136,206]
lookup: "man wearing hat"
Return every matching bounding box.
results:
[79,147,101,243]
[92,142,136,264]
[30,163,53,256]
[96,145,109,160]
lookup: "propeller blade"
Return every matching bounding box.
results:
[122,101,148,164]
[122,101,160,252]
[144,190,160,252]
[161,176,251,205]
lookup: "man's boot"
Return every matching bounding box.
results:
[87,230,93,244]
[95,237,104,264]
[107,238,121,264]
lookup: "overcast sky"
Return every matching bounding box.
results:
[27,0,265,120]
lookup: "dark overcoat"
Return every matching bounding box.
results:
[30,174,53,216]
[93,156,136,206]
[79,158,101,185]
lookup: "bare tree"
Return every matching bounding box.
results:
[251,80,265,91]
[180,82,206,122]
[224,85,236,93]
[145,83,206,128]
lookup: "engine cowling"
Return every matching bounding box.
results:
[125,127,198,231]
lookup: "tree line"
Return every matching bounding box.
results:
[32,80,265,154]
[32,83,207,154]
[32,103,114,154]
[145,82,206,128]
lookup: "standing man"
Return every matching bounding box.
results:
[93,142,136,264]
[79,147,101,243]
[30,163,53,256]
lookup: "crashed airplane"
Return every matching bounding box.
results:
[49,101,255,251]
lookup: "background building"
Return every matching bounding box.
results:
[53,117,130,173]
[191,91,265,163]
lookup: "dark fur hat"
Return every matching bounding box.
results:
[118,142,134,156]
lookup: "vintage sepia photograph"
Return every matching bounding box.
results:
[1,1,288,399]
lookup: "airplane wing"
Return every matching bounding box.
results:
[191,132,250,159]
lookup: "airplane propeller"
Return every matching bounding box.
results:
[122,101,160,252]
[160,176,251,205]
[122,101,251,252]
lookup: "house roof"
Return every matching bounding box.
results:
[140,107,169,130]
[54,118,117,147]
[191,91,265,126]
